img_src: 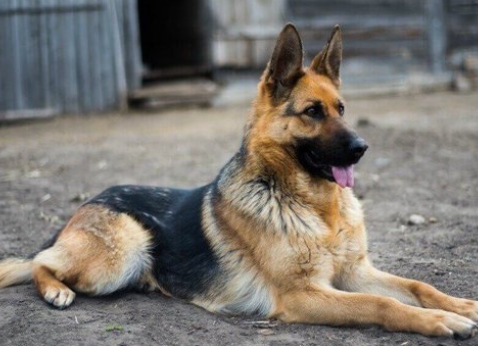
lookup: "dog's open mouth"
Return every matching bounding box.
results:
[304,150,355,188]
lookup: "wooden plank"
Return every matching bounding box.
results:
[130,79,218,100]
[11,0,25,110]
[0,1,11,110]
[87,0,103,112]
[131,78,219,111]
[0,2,102,15]
[75,0,90,112]
[426,0,447,73]
[107,0,127,112]
[98,0,115,110]
[122,0,142,92]
[61,0,79,113]
[28,0,43,109]
[45,0,60,112]
[0,108,57,121]
[39,0,51,109]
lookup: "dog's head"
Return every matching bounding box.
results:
[249,24,368,188]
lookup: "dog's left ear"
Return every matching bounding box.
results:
[310,25,342,87]
[265,23,304,102]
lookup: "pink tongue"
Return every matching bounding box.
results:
[331,165,354,188]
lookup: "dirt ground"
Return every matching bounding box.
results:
[1,91,478,346]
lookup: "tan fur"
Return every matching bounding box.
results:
[30,204,155,307]
[0,258,33,287]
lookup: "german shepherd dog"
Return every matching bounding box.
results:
[1,24,477,339]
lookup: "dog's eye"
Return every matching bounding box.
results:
[338,103,345,116]
[304,106,324,119]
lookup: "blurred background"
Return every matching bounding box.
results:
[0,0,477,119]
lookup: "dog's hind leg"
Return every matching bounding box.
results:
[32,264,76,309]
[31,204,153,308]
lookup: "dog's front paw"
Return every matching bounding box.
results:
[425,309,477,339]
[449,298,478,322]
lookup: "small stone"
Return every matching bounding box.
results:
[408,214,426,225]
[25,169,41,178]
[429,216,437,223]
[374,157,390,168]
[258,329,274,336]
[41,194,51,203]
[70,193,90,203]
[356,118,373,127]
[97,160,108,170]
[452,72,472,93]
[463,54,478,73]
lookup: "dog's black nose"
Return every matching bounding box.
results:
[349,137,368,158]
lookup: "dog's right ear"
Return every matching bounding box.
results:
[264,23,304,102]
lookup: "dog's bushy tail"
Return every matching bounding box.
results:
[0,258,33,288]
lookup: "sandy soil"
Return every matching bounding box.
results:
[1,91,478,346]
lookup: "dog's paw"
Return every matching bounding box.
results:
[425,309,477,339]
[43,286,76,309]
[449,298,478,322]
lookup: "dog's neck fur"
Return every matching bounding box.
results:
[216,127,343,234]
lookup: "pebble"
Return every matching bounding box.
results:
[452,72,472,93]
[356,117,373,127]
[408,214,426,225]
[257,329,274,336]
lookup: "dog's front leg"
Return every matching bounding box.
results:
[274,287,477,338]
[336,258,478,322]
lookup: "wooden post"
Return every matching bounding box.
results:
[426,0,447,74]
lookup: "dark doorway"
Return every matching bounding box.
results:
[138,0,213,81]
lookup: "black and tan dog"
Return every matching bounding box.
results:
[1,24,477,339]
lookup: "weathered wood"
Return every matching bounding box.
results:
[107,0,128,112]
[426,0,447,74]
[0,108,57,121]
[130,78,218,109]
[0,0,140,117]
[121,0,142,92]
[447,0,478,50]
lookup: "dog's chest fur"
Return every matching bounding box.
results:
[204,155,368,312]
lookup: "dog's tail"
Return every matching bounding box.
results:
[0,258,33,288]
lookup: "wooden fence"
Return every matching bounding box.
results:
[0,0,141,118]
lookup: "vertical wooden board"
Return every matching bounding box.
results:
[56,0,67,112]
[0,1,12,110]
[56,0,75,113]
[86,0,103,112]
[38,0,52,109]
[27,0,43,109]
[11,0,25,109]
[121,0,142,92]
[107,0,127,112]
[18,0,30,109]
[75,0,91,112]
[426,0,447,73]
[98,0,116,110]
[45,0,60,112]
[65,0,80,113]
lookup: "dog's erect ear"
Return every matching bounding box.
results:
[310,25,342,87]
[265,23,304,101]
